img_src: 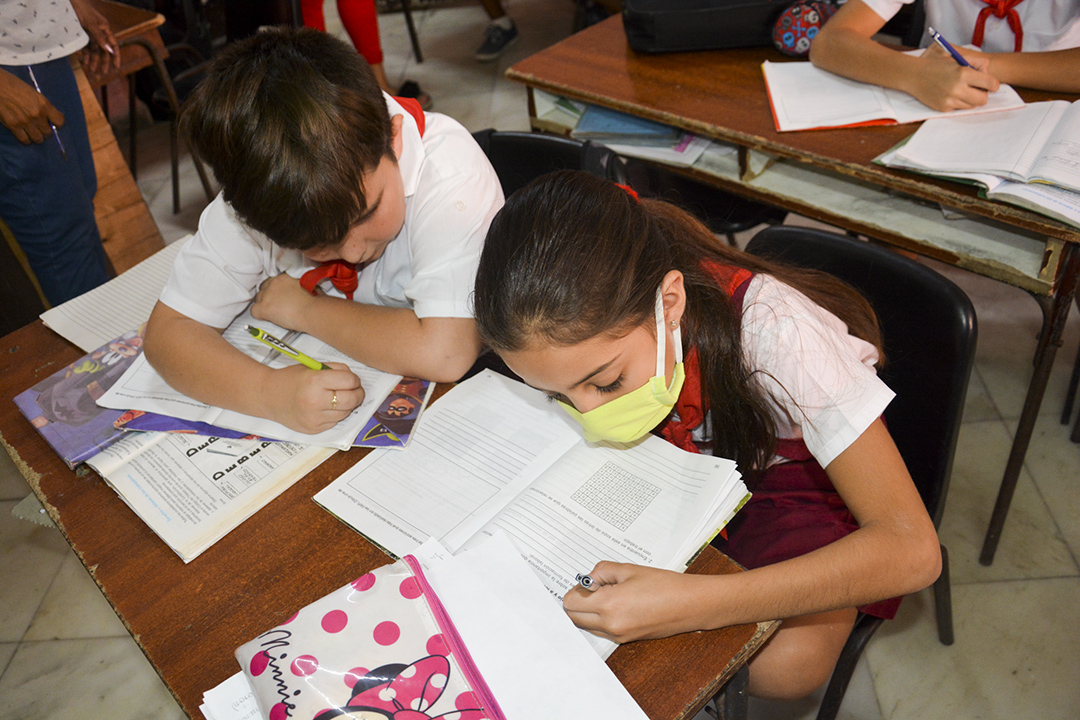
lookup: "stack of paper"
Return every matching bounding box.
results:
[877,100,1080,228]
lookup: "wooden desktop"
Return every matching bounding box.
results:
[506,16,1080,565]
[0,320,775,720]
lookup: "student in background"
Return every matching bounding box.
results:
[810,0,1080,112]
[300,0,432,109]
[472,171,941,699]
[0,0,120,306]
[143,28,503,435]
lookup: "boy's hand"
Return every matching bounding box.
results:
[915,45,999,111]
[70,0,121,76]
[271,362,365,434]
[252,274,320,332]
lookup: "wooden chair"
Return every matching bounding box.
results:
[732,226,977,720]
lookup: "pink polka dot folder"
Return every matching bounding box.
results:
[235,555,505,720]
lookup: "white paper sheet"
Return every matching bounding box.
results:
[95,308,401,450]
[40,237,187,352]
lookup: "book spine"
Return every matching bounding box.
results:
[402,554,507,720]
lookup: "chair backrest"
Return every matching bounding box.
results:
[471,129,627,199]
[745,226,977,527]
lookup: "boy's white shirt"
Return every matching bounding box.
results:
[860,0,1080,54]
[159,93,504,328]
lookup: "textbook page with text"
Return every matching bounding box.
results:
[315,370,749,623]
[87,432,334,562]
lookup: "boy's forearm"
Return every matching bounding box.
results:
[280,296,482,381]
[144,302,276,417]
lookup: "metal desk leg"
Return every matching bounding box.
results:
[705,664,749,720]
[980,243,1080,565]
[121,37,215,214]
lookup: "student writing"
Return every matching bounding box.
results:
[810,0,1080,112]
[143,28,503,435]
[472,171,941,700]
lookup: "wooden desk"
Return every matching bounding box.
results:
[506,16,1080,565]
[0,320,775,720]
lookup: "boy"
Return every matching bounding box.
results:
[143,28,504,435]
[810,0,1080,112]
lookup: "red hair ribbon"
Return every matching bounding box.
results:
[299,260,359,300]
[615,183,640,202]
[973,0,1025,52]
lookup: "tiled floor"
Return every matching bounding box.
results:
[2,2,1079,718]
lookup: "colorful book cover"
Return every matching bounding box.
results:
[115,377,435,450]
[14,326,145,468]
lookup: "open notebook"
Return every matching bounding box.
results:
[762,60,1025,132]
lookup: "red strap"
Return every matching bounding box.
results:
[299,260,359,300]
[392,96,426,137]
[973,0,1025,52]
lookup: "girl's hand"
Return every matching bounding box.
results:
[251,274,320,332]
[562,562,719,643]
[914,45,999,111]
[269,362,364,434]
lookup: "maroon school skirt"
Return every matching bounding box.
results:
[712,439,903,620]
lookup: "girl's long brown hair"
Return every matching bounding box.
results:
[474,171,881,481]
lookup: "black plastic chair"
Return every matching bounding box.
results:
[464,129,629,381]
[470,129,627,199]
[728,226,976,720]
[623,159,787,245]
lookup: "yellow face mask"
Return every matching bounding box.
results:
[559,287,684,443]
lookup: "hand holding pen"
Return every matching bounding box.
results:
[918,28,999,111]
[245,325,366,434]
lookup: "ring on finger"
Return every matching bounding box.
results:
[331,391,338,411]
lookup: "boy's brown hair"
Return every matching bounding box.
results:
[182,27,394,250]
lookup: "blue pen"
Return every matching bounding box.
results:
[927,27,971,67]
[26,66,68,160]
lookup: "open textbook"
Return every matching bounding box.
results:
[877,100,1080,194]
[315,370,750,656]
[96,308,402,451]
[87,432,334,562]
[762,59,1025,132]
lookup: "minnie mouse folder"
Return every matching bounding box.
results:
[233,533,649,720]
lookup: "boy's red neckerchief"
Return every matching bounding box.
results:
[299,260,359,300]
[297,100,426,302]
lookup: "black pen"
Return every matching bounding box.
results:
[26,66,67,160]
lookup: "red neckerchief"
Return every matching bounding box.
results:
[973,0,1025,51]
[298,99,425,301]
[299,260,359,300]
[657,262,754,454]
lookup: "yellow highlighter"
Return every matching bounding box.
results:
[244,325,330,370]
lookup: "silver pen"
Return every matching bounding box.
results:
[26,66,67,160]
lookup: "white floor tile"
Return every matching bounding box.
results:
[866,579,1080,720]
[23,552,129,642]
[938,420,1077,584]
[0,448,30,501]
[0,501,69,643]
[0,637,185,720]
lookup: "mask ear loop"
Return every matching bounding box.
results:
[653,286,683,382]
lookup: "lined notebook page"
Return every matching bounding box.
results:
[40,237,188,352]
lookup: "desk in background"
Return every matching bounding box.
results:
[0,319,775,720]
[506,16,1080,565]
